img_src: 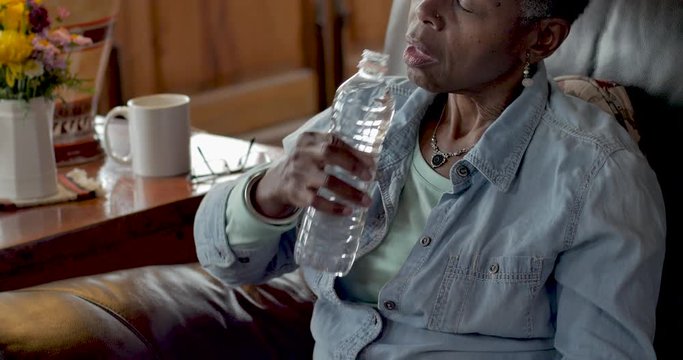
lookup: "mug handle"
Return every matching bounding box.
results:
[103,106,132,165]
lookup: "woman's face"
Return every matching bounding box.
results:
[405,0,531,93]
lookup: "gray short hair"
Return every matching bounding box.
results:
[521,0,591,24]
[522,0,551,20]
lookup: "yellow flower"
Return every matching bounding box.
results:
[4,62,22,86]
[0,0,27,31]
[0,30,33,66]
[24,59,43,78]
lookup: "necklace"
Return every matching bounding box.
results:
[429,104,477,169]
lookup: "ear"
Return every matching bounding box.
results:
[525,18,571,62]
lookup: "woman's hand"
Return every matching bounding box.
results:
[252,132,375,218]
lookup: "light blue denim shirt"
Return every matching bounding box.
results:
[194,63,666,359]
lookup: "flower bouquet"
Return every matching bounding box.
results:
[0,0,92,100]
[0,0,92,200]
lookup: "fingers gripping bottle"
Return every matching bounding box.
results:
[295,50,396,277]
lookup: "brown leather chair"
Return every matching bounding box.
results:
[0,264,315,359]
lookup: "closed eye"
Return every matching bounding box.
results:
[455,0,474,13]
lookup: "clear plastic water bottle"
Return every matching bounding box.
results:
[295,50,395,277]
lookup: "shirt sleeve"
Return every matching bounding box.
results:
[553,149,666,359]
[193,166,300,286]
[194,107,334,286]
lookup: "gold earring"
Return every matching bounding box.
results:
[522,52,534,87]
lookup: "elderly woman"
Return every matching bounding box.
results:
[195,0,665,358]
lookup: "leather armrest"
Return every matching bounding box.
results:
[0,263,315,359]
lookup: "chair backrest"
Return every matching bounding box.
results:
[381,1,683,356]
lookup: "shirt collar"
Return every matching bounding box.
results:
[462,62,550,192]
[378,85,435,171]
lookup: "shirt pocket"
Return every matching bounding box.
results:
[427,254,546,338]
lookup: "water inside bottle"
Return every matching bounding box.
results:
[296,205,366,276]
[295,50,394,277]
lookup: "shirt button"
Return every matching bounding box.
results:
[383,301,397,311]
[456,165,470,178]
[488,263,500,274]
[420,236,432,247]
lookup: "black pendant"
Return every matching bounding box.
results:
[431,154,447,168]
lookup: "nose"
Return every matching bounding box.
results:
[414,0,445,31]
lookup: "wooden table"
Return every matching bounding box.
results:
[0,132,282,292]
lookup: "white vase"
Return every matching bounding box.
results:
[0,98,58,200]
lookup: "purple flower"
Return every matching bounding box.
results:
[29,6,50,33]
[48,28,71,47]
[56,7,71,22]
[70,34,93,47]
[32,36,66,70]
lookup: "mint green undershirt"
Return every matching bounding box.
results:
[225,175,298,248]
[226,141,452,306]
[336,141,452,305]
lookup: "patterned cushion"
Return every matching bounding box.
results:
[554,75,640,143]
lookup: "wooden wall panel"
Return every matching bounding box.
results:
[342,0,394,78]
[117,0,312,96]
[191,70,317,135]
[151,1,207,92]
[108,0,392,136]
[215,0,306,80]
[316,0,394,105]
[150,0,307,92]
[112,0,320,136]
[115,0,157,99]
[346,0,394,50]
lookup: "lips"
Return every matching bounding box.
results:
[403,42,438,68]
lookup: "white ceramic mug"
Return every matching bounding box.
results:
[103,94,191,177]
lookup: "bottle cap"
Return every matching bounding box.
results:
[359,49,390,74]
